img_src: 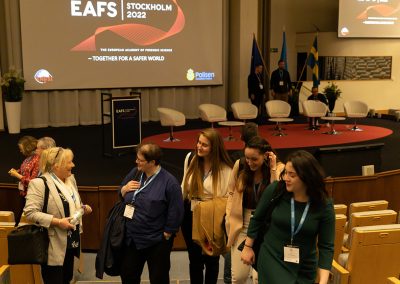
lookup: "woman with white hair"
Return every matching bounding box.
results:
[24,147,92,284]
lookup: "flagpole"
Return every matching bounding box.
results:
[253,33,270,78]
[295,34,318,92]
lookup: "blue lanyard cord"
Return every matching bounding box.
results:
[131,166,161,203]
[203,169,211,181]
[290,197,310,245]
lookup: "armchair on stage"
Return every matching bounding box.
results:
[265,100,293,136]
[343,101,369,131]
[231,102,258,122]
[302,100,328,130]
[331,224,400,284]
[198,104,227,128]
[157,107,186,142]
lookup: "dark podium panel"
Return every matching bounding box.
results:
[111,97,141,149]
[315,143,384,177]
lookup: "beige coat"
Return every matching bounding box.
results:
[24,172,83,266]
[225,159,284,247]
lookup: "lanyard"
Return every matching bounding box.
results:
[131,166,161,203]
[203,169,211,181]
[290,197,310,245]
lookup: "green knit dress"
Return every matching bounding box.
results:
[247,182,335,284]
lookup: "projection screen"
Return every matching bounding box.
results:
[338,0,400,38]
[19,0,223,90]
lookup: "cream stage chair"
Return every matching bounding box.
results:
[157,107,186,142]
[231,102,258,122]
[343,209,397,248]
[343,100,369,131]
[334,214,347,261]
[302,100,328,130]
[331,224,400,284]
[198,104,227,128]
[334,204,348,216]
[265,100,293,136]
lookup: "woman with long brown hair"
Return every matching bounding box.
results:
[181,128,233,284]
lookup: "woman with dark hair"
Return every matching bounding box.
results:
[226,136,284,283]
[119,142,184,284]
[241,150,334,284]
[181,128,233,284]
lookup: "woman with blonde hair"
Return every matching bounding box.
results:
[181,128,233,284]
[226,136,284,283]
[24,147,92,284]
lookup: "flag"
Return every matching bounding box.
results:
[280,31,288,70]
[250,35,264,74]
[307,36,319,87]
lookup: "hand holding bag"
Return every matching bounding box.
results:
[7,177,50,265]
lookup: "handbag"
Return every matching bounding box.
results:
[238,181,285,271]
[192,195,228,257]
[7,176,50,265]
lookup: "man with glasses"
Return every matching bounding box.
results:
[118,142,184,284]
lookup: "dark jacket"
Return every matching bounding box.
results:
[270,68,291,93]
[95,200,126,279]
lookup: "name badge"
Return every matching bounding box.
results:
[191,200,201,211]
[259,83,264,90]
[123,204,135,219]
[279,81,284,86]
[284,245,300,263]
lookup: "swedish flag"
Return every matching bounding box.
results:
[307,36,319,87]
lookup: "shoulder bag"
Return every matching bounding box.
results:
[7,176,50,264]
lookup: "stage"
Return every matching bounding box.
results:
[0,117,398,186]
[143,123,393,150]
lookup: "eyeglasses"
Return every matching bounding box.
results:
[136,157,147,163]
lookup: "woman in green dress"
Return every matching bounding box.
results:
[240,150,334,284]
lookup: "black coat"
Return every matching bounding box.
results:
[95,200,126,279]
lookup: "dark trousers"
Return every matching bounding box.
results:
[181,200,220,284]
[14,195,26,226]
[41,249,75,284]
[120,237,174,284]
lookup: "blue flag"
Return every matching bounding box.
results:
[250,36,263,74]
[280,31,288,70]
[307,36,319,87]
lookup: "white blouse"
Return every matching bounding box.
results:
[181,152,232,200]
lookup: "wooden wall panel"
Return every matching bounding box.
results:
[1,168,399,251]
[79,186,100,250]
